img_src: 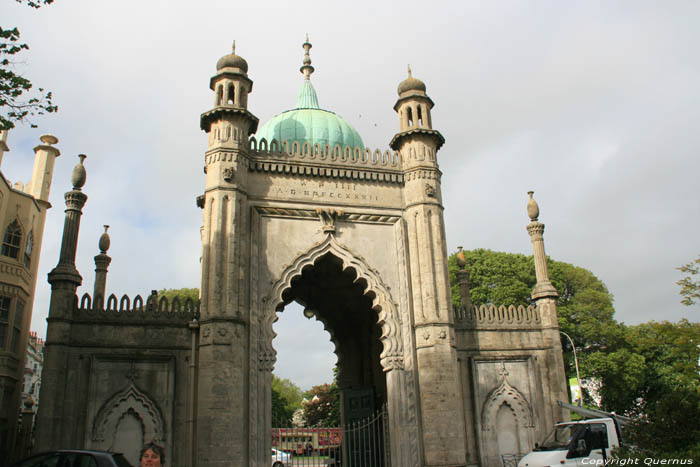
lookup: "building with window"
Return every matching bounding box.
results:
[22,331,44,410]
[0,130,58,464]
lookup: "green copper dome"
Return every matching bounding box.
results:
[255,79,364,150]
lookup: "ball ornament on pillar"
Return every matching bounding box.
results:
[456,246,466,270]
[527,190,539,222]
[71,154,87,190]
[98,225,110,254]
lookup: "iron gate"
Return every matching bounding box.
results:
[272,405,390,466]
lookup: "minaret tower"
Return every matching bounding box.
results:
[391,69,468,466]
[196,43,259,465]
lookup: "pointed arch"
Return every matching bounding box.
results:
[260,235,404,373]
[481,379,534,430]
[91,383,164,444]
[1,219,22,259]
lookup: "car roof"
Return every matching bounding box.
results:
[11,451,127,467]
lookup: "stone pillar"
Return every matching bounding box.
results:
[29,135,61,201]
[35,155,87,450]
[0,129,9,168]
[93,225,111,307]
[526,191,569,424]
[456,246,472,308]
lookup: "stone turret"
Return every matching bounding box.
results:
[200,41,259,152]
[195,42,258,466]
[391,68,468,466]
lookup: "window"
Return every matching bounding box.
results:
[11,299,25,352]
[0,296,10,349]
[23,230,33,268]
[1,220,22,259]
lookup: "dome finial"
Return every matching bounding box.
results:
[408,64,412,77]
[232,40,236,54]
[300,34,315,80]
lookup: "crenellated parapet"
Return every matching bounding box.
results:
[205,137,410,184]
[248,137,401,167]
[73,292,199,322]
[453,303,541,329]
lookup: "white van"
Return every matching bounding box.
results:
[518,418,622,467]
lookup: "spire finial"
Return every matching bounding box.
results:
[408,64,412,77]
[232,40,236,54]
[300,35,315,80]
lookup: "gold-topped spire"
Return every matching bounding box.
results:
[300,35,315,80]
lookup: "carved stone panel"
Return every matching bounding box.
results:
[472,358,536,467]
[85,355,175,466]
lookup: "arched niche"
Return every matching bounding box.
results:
[91,383,165,460]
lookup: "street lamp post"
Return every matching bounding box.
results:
[560,331,582,406]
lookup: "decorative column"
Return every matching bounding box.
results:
[525,191,569,425]
[36,155,88,450]
[456,246,472,308]
[93,225,111,308]
[526,191,557,300]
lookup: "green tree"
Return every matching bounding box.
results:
[302,383,340,427]
[1,0,57,130]
[449,249,534,308]
[271,375,303,425]
[615,386,700,460]
[157,287,199,303]
[677,256,700,306]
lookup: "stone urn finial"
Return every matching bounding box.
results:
[40,134,58,145]
[527,191,539,221]
[99,225,110,253]
[72,154,87,190]
[456,246,466,270]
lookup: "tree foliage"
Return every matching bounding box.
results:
[302,383,340,427]
[271,375,304,425]
[1,0,57,129]
[157,287,199,303]
[615,385,700,461]
[677,256,700,306]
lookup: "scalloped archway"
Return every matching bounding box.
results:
[260,234,404,374]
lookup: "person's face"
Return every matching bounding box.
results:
[140,448,162,467]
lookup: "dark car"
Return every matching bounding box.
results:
[10,450,133,467]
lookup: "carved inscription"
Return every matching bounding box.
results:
[270,181,380,202]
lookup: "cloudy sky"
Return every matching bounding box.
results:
[3,1,698,390]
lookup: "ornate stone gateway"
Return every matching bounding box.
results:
[196,39,467,467]
[35,39,568,467]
